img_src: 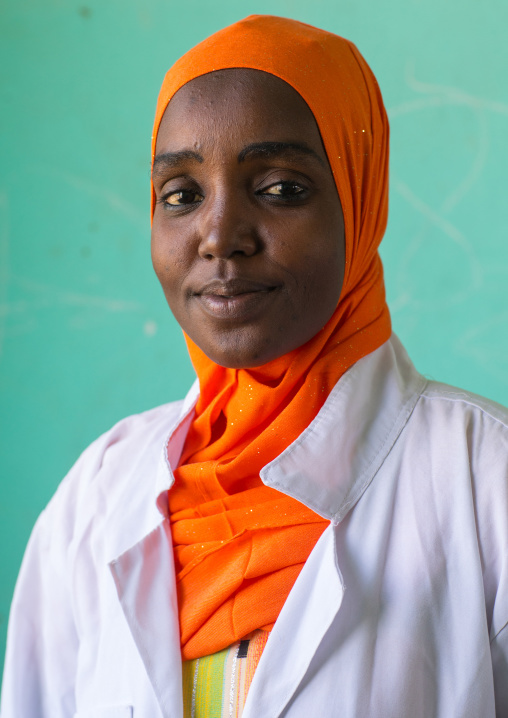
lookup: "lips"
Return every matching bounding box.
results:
[193,277,280,320]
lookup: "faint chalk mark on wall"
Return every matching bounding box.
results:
[387,63,508,386]
[143,320,158,337]
[13,275,142,312]
[0,275,143,337]
[33,166,146,230]
[455,310,508,386]
[386,61,502,310]
[402,61,492,215]
[391,178,483,305]
[1,162,151,339]
[402,62,508,117]
[1,275,141,315]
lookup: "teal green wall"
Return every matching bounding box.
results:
[1,0,508,677]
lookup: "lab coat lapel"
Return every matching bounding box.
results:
[242,524,344,718]
[107,401,198,718]
[109,519,182,718]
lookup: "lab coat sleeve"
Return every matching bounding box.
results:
[0,448,90,718]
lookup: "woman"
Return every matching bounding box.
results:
[2,15,508,718]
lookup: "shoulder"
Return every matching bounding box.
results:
[84,398,186,460]
[64,398,186,484]
[420,380,508,430]
[413,380,508,461]
[38,397,189,545]
[404,379,508,470]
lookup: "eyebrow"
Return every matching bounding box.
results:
[152,140,325,178]
[237,141,326,166]
[152,150,204,177]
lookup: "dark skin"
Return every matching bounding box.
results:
[151,69,345,369]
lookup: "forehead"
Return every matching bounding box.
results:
[155,68,325,152]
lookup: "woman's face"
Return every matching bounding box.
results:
[151,69,345,368]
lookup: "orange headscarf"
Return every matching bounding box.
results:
[151,15,391,660]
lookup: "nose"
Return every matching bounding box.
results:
[197,195,260,260]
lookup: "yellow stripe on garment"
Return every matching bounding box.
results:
[182,629,270,718]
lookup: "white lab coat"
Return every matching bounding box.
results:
[2,335,508,718]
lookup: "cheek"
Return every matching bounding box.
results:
[305,209,345,303]
[151,229,182,303]
[295,247,344,334]
[151,217,188,274]
[150,237,168,283]
[303,253,343,319]
[276,219,344,300]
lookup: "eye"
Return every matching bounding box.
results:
[260,181,306,199]
[161,189,204,207]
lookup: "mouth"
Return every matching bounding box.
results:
[193,278,280,320]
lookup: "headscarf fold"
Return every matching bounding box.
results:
[151,15,391,660]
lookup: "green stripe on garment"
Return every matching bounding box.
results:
[182,631,270,717]
[183,647,229,718]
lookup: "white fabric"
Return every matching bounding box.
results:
[2,334,508,718]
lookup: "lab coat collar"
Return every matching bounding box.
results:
[155,382,198,519]
[261,333,426,521]
[159,333,427,523]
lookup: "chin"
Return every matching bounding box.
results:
[196,334,286,369]
[205,349,274,370]
[184,318,313,369]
